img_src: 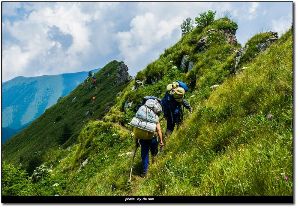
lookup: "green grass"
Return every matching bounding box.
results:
[1,16,293,196]
[131,28,293,196]
[237,31,279,69]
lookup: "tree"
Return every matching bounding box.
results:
[27,154,43,175]
[181,17,194,36]
[195,10,216,29]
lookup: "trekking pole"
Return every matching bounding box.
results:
[128,140,140,183]
[159,145,164,153]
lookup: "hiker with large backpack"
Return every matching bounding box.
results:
[129,97,164,177]
[161,81,192,137]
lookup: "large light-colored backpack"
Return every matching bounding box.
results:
[129,99,162,140]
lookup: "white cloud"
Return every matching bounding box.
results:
[2,45,32,80]
[249,2,259,19]
[1,2,293,81]
[229,2,259,21]
[23,4,93,56]
[116,12,182,75]
[2,2,115,81]
[4,2,149,81]
[271,15,292,36]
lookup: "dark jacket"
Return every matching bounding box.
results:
[161,91,191,124]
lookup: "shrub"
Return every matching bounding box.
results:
[195,10,216,30]
[2,162,35,196]
[207,17,238,34]
[26,154,43,175]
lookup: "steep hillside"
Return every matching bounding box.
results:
[2,71,95,143]
[134,29,292,196]
[63,29,291,197]
[2,61,131,174]
[2,16,292,197]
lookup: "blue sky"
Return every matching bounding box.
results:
[1,1,293,82]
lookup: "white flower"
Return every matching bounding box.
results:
[53,183,59,187]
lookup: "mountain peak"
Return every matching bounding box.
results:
[116,61,131,85]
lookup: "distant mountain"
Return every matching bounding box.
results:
[2,70,98,143]
[1,127,19,143]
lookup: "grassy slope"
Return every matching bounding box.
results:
[2,17,293,196]
[45,19,292,196]
[2,60,130,174]
[134,29,293,196]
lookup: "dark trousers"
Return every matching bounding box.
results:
[166,113,182,132]
[167,117,176,131]
[139,137,158,174]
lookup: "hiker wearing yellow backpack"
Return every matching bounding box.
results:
[161,81,192,137]
[129,97,164,177]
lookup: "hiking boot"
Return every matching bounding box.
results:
[152,156,156,164]
[141,172,147,178]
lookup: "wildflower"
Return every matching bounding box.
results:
[266,113,273,120]
[53,183,59,187]
[284,175,288,181]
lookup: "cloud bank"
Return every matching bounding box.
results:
[2,2,293,82]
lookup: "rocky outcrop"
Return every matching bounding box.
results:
[116,62,131,85]
[206,28,237,45]
[180,55,189,71]
[196,36,208,52]
[256,32,278,52]
[194,28,237,56]
[135,80,144,87]
[224,32,237,45]
[218,29,237,45]
[188,61,194,71]
[233,31,278,73]
[82,158,88,167]
[234,47,247,72]
[124,100,133,110]
[180,55,194,72]
[132,79,144,90]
